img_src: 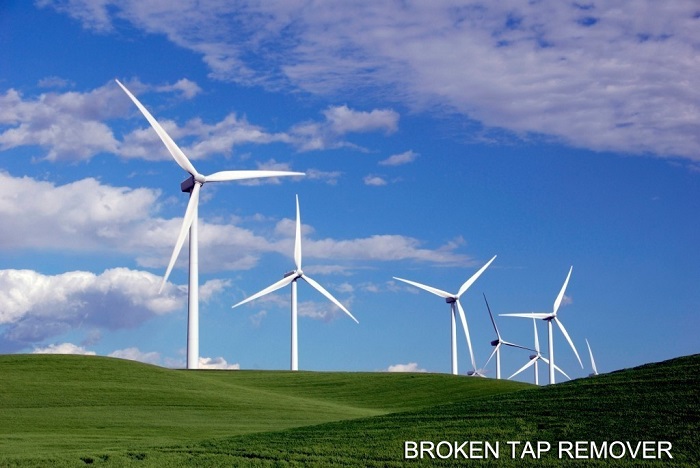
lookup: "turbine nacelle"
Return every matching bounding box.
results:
[180,175,197,193]
[490,339,500,346]
[445,297,457,304]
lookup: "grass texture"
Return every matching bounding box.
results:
[0,353,697,466]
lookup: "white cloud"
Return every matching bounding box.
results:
[32,342,96,355]
[379,150,418,166]
[386,362,427,373]
[42,1,700,160]
[199,356,240,370]
[288,105,400,151]
[0,268,184,346]
[109,347,161,365]
[363,175,387,186]
[0,173,471,273]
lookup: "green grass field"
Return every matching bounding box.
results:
[1,354,698,466]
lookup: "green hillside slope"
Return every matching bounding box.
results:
[168,354,700,467]
[0,354,530,465]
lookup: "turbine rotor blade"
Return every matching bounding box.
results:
[294,195,302,271]
[232,274,297,309]
[159,182,200,292]
[302,274,359,324]
[500,312,551,319]
[483,342,500,369]
[483,293,501,339]
[533,318,540,353]
[205,170,305,182]
[509,357,536,380]
[502,340,536,352]
[457,255,497,297]
[586,338,598,374]
[456,300,477,371]
[392,277,452,299]
[116,79,198,177]
[553,266,573,315]
[555,318,583,368]
[540,356,572,381]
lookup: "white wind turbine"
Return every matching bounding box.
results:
[232,195,358,370]
[501,266,582,384]
[482,294,533,379]
[586,338,599,376]
[509,318,570,385]
[116,80,304,370]
[393,255,497,376]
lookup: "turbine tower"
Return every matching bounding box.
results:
[232,195,358,370]
[116,80,304,370]
[482,294,533,379]
[393,255,497,375]
[501,266,582,384]
[509,318,569,385]
[586,338,599,377]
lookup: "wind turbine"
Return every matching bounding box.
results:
[482,294,533,379]
[586,338,599,376]
[509,318,570,385]
[501,266,582,384]
[116,79,304,370]
[232,195,358,370]
[393,255,497,376]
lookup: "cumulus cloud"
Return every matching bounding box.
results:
[33,342,96,355]
[386,362,427,373]
[40,0,700,160]
[198,356,240,370]
[0,268,185,346]
[363,175,387,186]
[109,347,161,365]
[0,172,471,273]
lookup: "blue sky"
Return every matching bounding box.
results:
[1,1,698,379]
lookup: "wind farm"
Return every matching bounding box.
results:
[2,2,699,465]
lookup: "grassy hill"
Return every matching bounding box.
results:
[0,354,529,466]
[0,354,698,466]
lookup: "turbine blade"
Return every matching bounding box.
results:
[483,293,501,339]
[205,170,305,182]
[533,318,540,353]
[500,312,551,319]
[553,265,573,314]
[232,274,296,309]
[553,362,571,380]
[392,277,452,298]
[483,343,500,369]
[302,275,359,323]
[586,338,598,375]
[457,255,497,297]
[539,355,569,378]
[508,358,536,380]
[555,318,583,368]
[502,340,536,352]
[159,182,200,293]
[456,300,477,371]
[294,195,302,271]
[116,79,198,176]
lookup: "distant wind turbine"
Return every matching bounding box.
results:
[586,338,599,376]
[232,195,358,370]
[393,255,497,375]
[482,294,533,379]
[501,266,582,384]
[116,79,304,370]
[509,318,570,385]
